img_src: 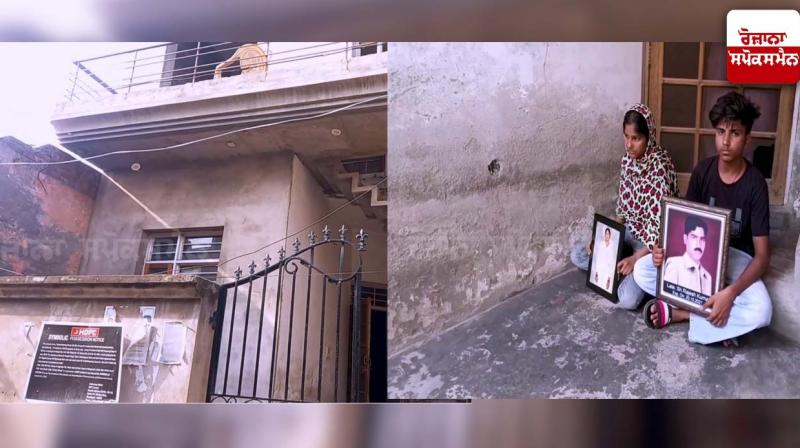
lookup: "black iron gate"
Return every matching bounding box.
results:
[206,225,367,403]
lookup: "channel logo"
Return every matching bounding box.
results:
[727,10,800,84]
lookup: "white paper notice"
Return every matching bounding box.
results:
[122,321,151,366]
[156,322,186,365]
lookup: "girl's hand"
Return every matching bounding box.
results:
[617,256,636,276]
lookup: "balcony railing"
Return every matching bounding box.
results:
[65,42,388,103]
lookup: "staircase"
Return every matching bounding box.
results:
[337,171,387,207]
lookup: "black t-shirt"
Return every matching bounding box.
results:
[686,156,769,256]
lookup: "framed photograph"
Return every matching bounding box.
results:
[657,197,732,315]
[586,213,625,303]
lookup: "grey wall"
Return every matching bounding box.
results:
[274,156,351,400]
[388,43,643,353]
[80,152,293,278]
[108,153,391,401]
[767,83,800,343]
[787,84,800,215]
[276,157,388,400]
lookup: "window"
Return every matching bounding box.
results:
[360,285,388,309]
[646,42,796,205]
[341,155,386,175]
[352,42,388,57]
[143,229,223,282]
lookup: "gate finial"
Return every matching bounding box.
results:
[356,229,368,251]
[308,230,317,245]
[249,260,257,274]
[323,225,331,241]
[278,246,286,260]
[234,266,242,279]
[339,224,347,241]
[292,237,301,253]
[264,253,271,267]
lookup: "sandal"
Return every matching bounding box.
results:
[721,338,740,348]
[643,299,672,329]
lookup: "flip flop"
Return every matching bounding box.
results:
[721,338,740,348]
[643,299,671,329]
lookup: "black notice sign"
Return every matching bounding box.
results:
[25,322,123,403]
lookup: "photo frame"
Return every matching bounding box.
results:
[586,213,625,303]
[657,197,732,315]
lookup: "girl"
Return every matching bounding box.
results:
[571,104,678,309]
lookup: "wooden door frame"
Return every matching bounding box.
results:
[645,42,796,205]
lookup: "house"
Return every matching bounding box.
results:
[0,42,388,403]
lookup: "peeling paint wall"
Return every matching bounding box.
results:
[388,43,643,353]
[0,137,99,276]
[0,276,217,403]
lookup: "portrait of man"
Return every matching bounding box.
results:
[663,215,712,296]
[590,224,619,294]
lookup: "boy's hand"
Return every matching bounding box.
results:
[652,245,664,267]
[703,288,736,327]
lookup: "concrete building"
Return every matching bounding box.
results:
[1,42,388,402]
[388,42,800,398]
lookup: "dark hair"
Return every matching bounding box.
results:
[623,110,649,138]
[604,228,611,236]
[709,91,761,134]
[684,215,708,235]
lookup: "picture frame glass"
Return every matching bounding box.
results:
[586,214,625,303]
[657,198,730,314]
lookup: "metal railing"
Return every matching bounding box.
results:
[65,42,388,103]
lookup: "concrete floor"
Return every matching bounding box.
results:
[388,269,800,399]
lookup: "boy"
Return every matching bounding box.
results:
[632,92,772,346]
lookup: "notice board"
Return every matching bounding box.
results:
[25,322,123,403]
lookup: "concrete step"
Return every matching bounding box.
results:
[336,171,387,207]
